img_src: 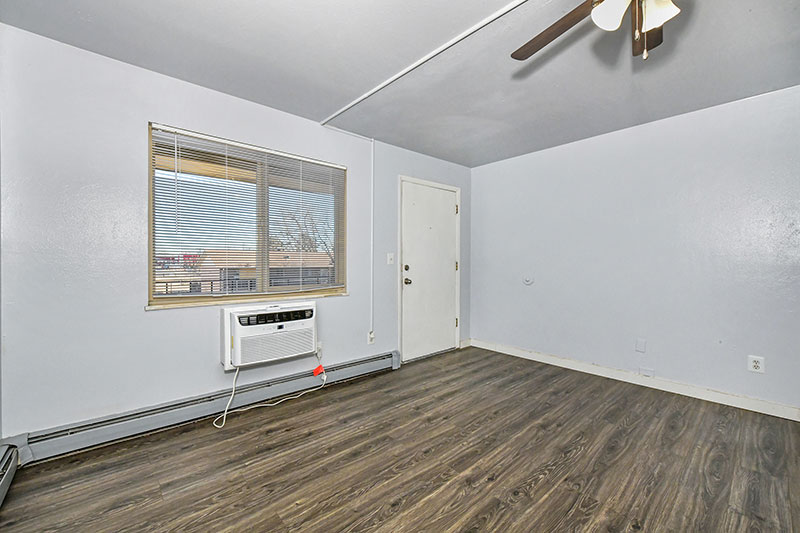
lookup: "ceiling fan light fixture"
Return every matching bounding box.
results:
[591,0,632,31]
[641,0,680,32]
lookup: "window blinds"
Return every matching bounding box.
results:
[150,124,346,302]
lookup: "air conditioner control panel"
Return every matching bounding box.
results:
[237,309,314,326]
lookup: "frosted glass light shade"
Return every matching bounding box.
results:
[591,0,633,31]
[642,0,680,32]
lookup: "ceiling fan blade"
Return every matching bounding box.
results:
[630,0,663,56]
[641,0,680,32]
[591,0,632,31]
[511,0,597,61]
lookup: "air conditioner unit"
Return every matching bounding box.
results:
[221,301,317,371]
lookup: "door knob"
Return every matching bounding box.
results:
[404,278,412,285]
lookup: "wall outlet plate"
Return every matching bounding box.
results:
[386,253,395,265]
[635,338,647,353]
[367,331,375,345]
[638,367,655,377]
[747,355,765,374]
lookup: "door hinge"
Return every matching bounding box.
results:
[455,261,459,271]
[455,318,459,327]
[455,204,459,214]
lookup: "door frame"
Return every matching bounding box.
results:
[397,175,461,363]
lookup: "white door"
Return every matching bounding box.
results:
[400,178,459,362]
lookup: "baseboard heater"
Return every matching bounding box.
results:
[0,445,19,509]
[8,351,399,467]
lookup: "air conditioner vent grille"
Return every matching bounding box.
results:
[240,328,315,366]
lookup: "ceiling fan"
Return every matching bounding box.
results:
[511,0,680,62]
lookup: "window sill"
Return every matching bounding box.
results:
[145,289,348,311]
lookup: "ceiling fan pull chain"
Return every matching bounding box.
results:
[642,0,649,59]
[635,0,640,40]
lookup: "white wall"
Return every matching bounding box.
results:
[471,85,800,409]
[0,24,470,437]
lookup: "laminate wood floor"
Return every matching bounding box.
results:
[1,347,798,532]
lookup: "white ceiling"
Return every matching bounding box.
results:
[2,0,799,167]
[0,0,512,121]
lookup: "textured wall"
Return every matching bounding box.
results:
[471,86,800,409]
[0,25,469,437]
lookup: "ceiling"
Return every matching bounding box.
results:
[2,0,799,167]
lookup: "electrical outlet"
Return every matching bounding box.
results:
[386,253,394,265]
[367,331,375,345]
[639,367,655,377]
[747,355,765,374]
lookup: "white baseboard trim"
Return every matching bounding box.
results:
[472,339,800,422]
[459,338,473,349]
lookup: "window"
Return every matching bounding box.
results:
[149,124,346,307]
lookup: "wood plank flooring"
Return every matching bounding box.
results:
[1,347,798,532]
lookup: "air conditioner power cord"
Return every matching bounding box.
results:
[213,352,327,429]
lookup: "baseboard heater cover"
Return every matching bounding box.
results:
[9,351,398,466]
[0,445,19,509]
